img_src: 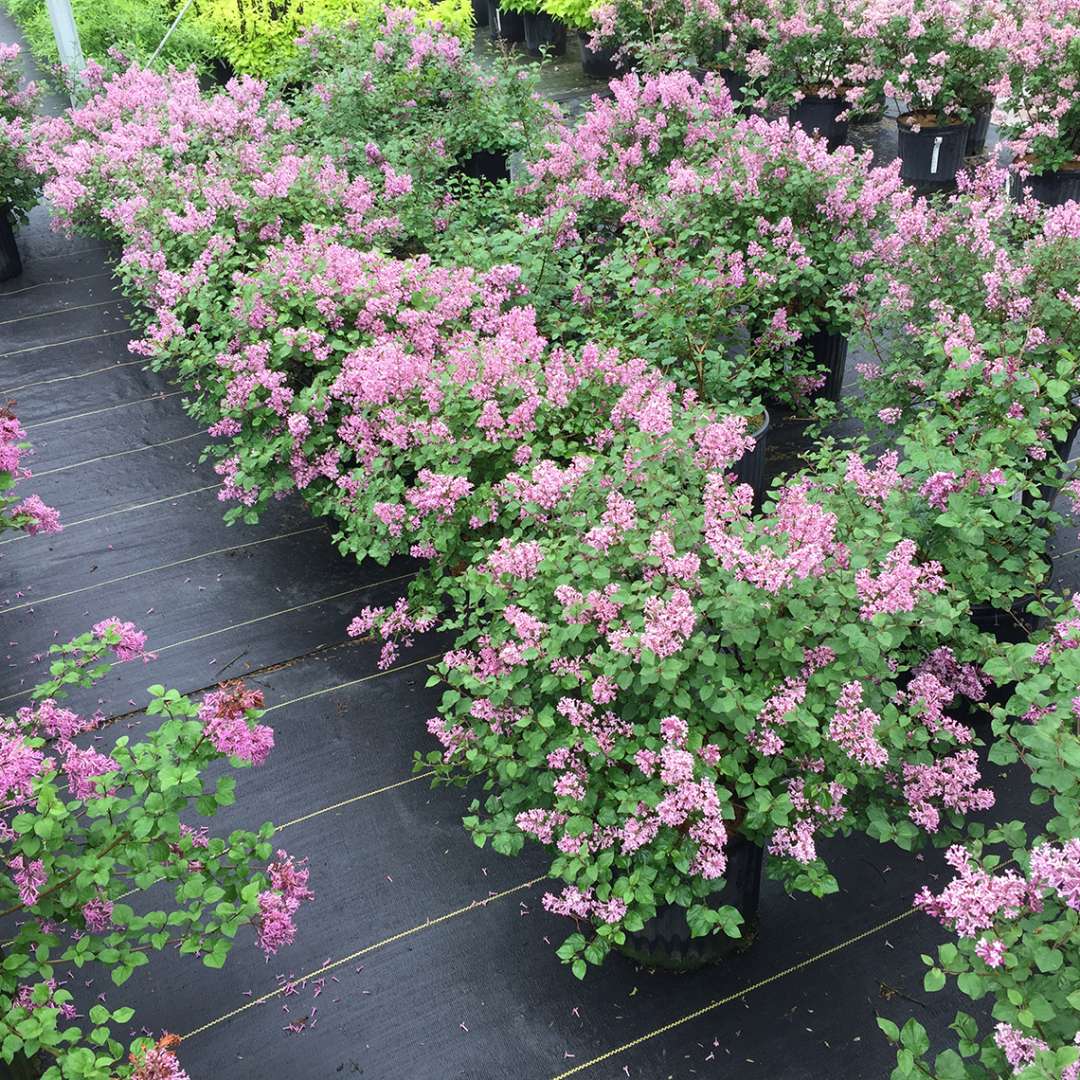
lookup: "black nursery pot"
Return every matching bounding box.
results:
[718,66,749,104]
[789,95,849,151]
[971,601,1041,645]
[578,31,623,80]
[488,0,526,44]
[732,407,771,505]
[1010,166,1080,208]
[0,206,23,283]
[459,149,511,183]
[472,0,489,26]
[965,100,993,156]
[619,837,764,971]
[523,11,566,57]
[896,115,970,187]
[809,329,848,402]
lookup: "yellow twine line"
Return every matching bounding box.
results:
[0,268,111,296]
[262,652,441,714]
[549,907,917,1079]
[180,876,546,1042]
[0,485,222,546]
[32,432,204,478]
[0,358,144,396]
[0,526,325,615]
[0,298,116,327]
[25,391,182,431]
[0,327,129,359]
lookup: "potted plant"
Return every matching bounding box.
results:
[874,0,1003,187]
[539,0,625,78]
[519,73,906,407]
[500,0,568,56]
[288,12,543,188]
[419,404,1000,974]
[751,0,884,152]
[0,623,313,1078]
[880,591,1080,1078]
[0,42,40,282]
[999,0,1080,206]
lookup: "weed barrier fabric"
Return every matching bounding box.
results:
[0,29,1073,1080]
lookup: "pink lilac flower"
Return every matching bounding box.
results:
[198,682,273,765]
[828,683,888,768]
[91,618,147,661]
[902,751,994,833]
[993,1023,1048,1073]
[974,936,1005,968]
[1029,839,1080,910]
[61,742,119,799]
[82,896,114,933]
[8,855,46,906]
[13,495,61,535]
[914,845,1031,937]
[855,540,945,620]
[129,1045,191,1080]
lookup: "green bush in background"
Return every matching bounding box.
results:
[1,0,216,74]
[1,0,475,81]
[188,0,475,76]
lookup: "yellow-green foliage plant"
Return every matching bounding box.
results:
[188,0,474,75]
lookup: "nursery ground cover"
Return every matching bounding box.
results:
[4,12,1080,1080]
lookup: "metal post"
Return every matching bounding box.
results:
[44,0,85,104]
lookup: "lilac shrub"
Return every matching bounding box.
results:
[0,623,312,1078]
[0,407,61,538]
[419,399,999,974]
[0,42,41,226]
[881,594,1080,1079]
[513,71,908,404]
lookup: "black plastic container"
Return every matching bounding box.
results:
[472,0,489,26]
[489,1,526,44]
[809,329,848,402]
[789,95,848,151]
[896,116,970,187]
[971,601,1041,645]
[718,66,748,104]
[578,31,622,80]
[523,11,566,57]
[1011,166,1080,208]
[619,837,764,970]
[965,100,992,156]
[0,208,22,283]
[732,408,771,504]
[459,149,511,183]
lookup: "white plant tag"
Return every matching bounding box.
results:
[930,136,943,174]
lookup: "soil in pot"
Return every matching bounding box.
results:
[0,206,22,283]
[965,100,993,156]
[789,95,849,151]
[489,0,526,44]
[523,11,566,57]
[1010,161,1080,208]
[896,113,970,187]
[619,836,764,971]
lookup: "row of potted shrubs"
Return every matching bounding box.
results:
[4,10,1080,1077]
